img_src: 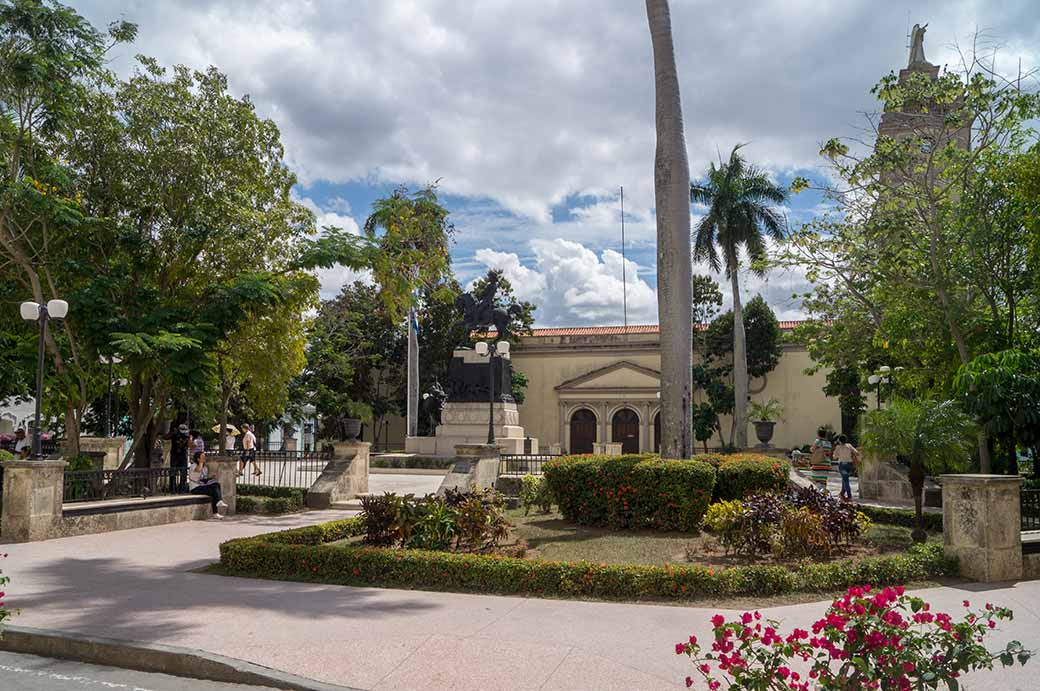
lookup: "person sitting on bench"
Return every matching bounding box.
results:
[188,451,228,518]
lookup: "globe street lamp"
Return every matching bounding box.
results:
[867,366,904,410]
[20,299,69,459]
[100,354,123,437]
[475,340,510,444]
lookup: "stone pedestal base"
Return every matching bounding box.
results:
[593,442,622,455]
[421,402,532,457]
[942,474,1022,583]
[1,459,66,543]
[77,437,127,470]
[207,456,239,516]
[306,441,370,509]
[860,453,942,507]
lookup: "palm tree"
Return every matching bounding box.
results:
[860,398,976,542]
[690,145,787,448]
[645,0,693,458]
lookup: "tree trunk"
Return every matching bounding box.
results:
[63,404,80,457]
[729,262,749,449]
[646,0,693,459]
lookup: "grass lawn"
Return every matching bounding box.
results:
[504,508,937,567]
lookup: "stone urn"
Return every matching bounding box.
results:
[342,418,362,441]
[753,420,775,447]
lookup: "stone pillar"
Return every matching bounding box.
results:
[207,456,238,516]
[1,459,66,543]
[437,444,500,495]
[305,441,370,509]
[941,474,1022,583]
[77,436,127,470]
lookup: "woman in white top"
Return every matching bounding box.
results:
[188,451,228,518]
[833,435,860,501]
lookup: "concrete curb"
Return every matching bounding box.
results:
[0,625,363,691]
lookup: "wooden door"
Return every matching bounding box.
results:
[569,409,597,454]
[612,408,640,454]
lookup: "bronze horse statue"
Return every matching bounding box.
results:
[455,272,522,342]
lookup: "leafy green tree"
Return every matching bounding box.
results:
[691,145,787,448]
[860,399,976,542]
[705,295,783,380]
[783,50,1040,471]
[692,273,723,356]
[954,349,1040,476]
[0,1,136,452]
[300,281,405,442]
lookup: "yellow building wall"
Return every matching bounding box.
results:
[511,341,840,452]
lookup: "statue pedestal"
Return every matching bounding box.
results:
[420,402,532,456]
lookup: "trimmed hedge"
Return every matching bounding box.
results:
[370,456,455,470]
[543,454,715,531]
[235,485,306,515]
[218,520,956,601]
[237,484,306,499]
[855,504,943,532]
[696,453,790,501]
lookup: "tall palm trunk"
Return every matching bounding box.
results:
[728,253,749,448]
[646,0,692,458]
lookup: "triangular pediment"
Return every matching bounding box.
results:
[555,361,661,391]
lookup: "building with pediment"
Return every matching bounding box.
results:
[509,323,841,454]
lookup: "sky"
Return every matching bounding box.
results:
[73,1,1040,326]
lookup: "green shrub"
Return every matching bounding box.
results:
[359,490,509,552]
[0,449,14,463]
[218,520,956,602]
[701,453,789,501]
[519,474,552,515]
[236,494,304,514]
[855,503,943,532]
[544,454,716,531]
[236,485,306,499]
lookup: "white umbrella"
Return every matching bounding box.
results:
[212,424,240,436]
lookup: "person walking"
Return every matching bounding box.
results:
[169,423,190,492]
[833,434,860,501]
[190,429,205,455]
[188,451,228,518]
[239,423,259,478]
[13,428,30,459]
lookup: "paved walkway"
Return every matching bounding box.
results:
[5,510,1039,690]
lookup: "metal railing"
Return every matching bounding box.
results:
[1022,489,1040,532]
[64,467,185,503]
[499,454,561,476]
[225,448,332,489]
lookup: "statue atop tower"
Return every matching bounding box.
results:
[908,23,928,67]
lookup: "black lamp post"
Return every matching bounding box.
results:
[20,299,69,459]
[100,354,123,437]
[475,340,510,444]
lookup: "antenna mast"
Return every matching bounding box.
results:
[620,185,628,339]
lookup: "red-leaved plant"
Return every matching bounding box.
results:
[676,585,1030,690]
[0,552,11,633]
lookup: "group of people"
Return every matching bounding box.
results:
[168,422,259,519]
[810,428,861,501]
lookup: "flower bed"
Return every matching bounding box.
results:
[544,454,716,531]
[218,517,956,602]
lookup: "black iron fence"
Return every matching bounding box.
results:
[0,437,60,456]
[64,467,185,503]
[226,449,332,489]
[1022,489,1040,532]
[499,454,561,476]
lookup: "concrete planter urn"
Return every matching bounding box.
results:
[753,420,775,446]
[342,418,362,441]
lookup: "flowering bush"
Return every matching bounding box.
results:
[699,453,790,501]
[544,454,715,530]
[520,474,553,515]
[359,490,510,553]
[676,586,1030,690]
[0,552,12,633]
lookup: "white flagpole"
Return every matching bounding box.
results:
[407,305,419,439]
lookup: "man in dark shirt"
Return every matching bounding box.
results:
[169,423,190,492]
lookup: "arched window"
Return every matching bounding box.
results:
[569,409,597,454]
[611,408,640,454]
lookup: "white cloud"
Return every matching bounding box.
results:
[470,237,811,326]
[74,1,1040,227]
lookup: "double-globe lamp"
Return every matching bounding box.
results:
[20,299,69,459]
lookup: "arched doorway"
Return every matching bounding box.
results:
[653,412,661,453]
[612,408,640,454]
[569,409,597,454]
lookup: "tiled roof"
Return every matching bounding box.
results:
[521,321,806,337]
